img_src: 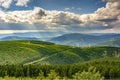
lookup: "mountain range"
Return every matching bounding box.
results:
[49,33,120,47]
[0,36,39,41]
[0,32,120,47]
[0,31,66,41]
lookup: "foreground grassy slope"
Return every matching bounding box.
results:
[0,40,119,64]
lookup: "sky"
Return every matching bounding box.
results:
[0,0,120,34]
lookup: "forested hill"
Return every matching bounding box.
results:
[0,40,119,65]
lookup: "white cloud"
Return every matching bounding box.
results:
[0,0,12,8]
[15,0,32,7]
[0,7,83,26]
[64,7,82,12]
[51,11,82,25]
[0,7,42,23]
[0,0,32,8]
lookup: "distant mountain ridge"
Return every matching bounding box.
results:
[1,32,120,47]
[0,36,39,41]
[0,31,66,41]
[49,33,120,47]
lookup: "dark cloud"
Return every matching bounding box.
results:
[97,18,118,22]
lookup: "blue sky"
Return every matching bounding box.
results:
[9,0,106,14]
[0,0,120,34]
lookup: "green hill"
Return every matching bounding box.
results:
[0,40,119,65]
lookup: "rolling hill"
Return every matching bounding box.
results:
[0,40,119,65]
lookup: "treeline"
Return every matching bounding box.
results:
[0,58,119,79]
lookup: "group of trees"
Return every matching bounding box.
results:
[0,58,119,79]
[0,66,104,80]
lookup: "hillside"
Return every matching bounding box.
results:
[0,40,119,65]
[49,33,120,47]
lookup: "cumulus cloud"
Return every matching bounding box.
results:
[0,0,13,8]
[95,0,120,28]
[0,7,45,23]
[51,12,82,25]
[79,0,120,30]
[0,7,83,26]
[0,0,32,8]
[15,0,32,7]
[0,0,120,33]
